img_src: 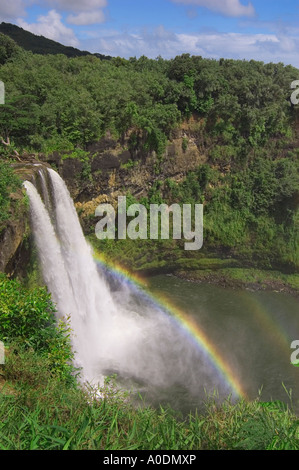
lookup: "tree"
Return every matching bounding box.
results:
[0,33,19,65]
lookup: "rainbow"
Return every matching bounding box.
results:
[234,289,297,359]
[92,249,248,400]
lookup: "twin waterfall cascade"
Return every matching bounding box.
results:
[24,168,230,403]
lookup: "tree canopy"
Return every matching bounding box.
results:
[0,34,298,271]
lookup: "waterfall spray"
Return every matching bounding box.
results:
[24,168,239,407]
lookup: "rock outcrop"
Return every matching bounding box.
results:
[0,162,50,276]
[1,124,207,275]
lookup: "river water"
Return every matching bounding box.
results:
[144,274,299,412]
[24,168,299,415]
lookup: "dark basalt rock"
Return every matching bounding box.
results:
[0,161,50,276]
[87,138,117,154]
[91,153,121,171]
[61,158,84,179]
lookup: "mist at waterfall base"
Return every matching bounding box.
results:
[24,168,248,411]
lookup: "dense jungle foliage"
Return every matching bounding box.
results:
[0,31,298,272]
[1,28,299,452]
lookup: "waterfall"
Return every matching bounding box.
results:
[24,169,124,384]
[24,168,228,404]
[23,180,76,320]
[38,169,52,215]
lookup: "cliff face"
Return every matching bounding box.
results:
[0,188,29,276]
[3,117,298,277]
[0,163,50,276]
[0,214,27,275]
[1,127,203,275]
[43,124,207,211]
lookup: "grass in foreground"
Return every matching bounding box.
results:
[1,345,299,450]
[1,274,299,450]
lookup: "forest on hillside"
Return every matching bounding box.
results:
[0,32,298,273]
[2,27,299,452]
[0,22,112,60]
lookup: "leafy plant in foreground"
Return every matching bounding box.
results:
[0,275,76,385]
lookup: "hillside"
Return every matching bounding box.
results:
[0,22,111,60]
[0,39,298,282]
[1,9,299,454]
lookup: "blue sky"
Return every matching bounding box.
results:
[1,1,299,67]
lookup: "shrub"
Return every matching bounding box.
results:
[0,275,76,385]
[0,160,21,222]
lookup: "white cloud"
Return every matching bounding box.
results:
[67,10,105,25]
[0,0,28,21]
[81,28,299,67]
[42,0,107,24]
[17,9,79,47]
[171,0,255,18]
[43,0,107,12]
[0,0,107,25]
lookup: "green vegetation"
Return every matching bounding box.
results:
[91,237,299,294]
[138,157,299,272]
[0,34,299,450]
[0,275,75,384]
[0,36,298,277]
[1,276,299,451]
[91,152,299,274]
[2,362,299,450]
[0,23,111,60]
[0,160,22,223]
[176,267,299,292]
[1,38,297,158]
